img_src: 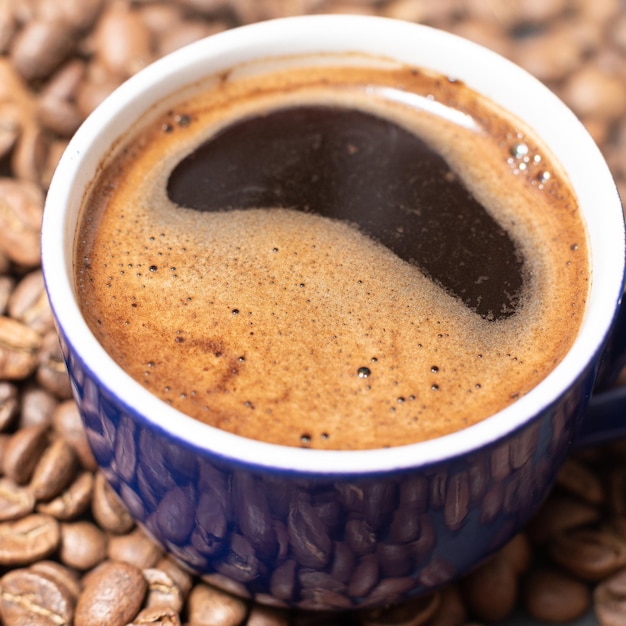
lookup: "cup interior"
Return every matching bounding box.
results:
[42,15,625,474]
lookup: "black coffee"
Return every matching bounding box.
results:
[75,57,590,449]
[168,106,523,320]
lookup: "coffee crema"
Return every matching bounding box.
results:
[75,56,590,450]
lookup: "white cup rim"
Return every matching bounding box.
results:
[42,15,625,474]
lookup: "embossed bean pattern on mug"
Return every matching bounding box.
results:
[0,0,625,624]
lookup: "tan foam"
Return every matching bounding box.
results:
[75,59,590,450]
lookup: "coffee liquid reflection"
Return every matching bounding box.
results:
[75,60,589,449]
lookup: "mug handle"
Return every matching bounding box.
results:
[574,294,626,449]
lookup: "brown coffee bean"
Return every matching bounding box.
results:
[143,567,184,613]
[522,566,590,623]
[548,527,626,581]
[29,437,79,502]
[30,560,81,600]
[75,560,147,626]
[36,330,72,399]
[3,424,49,484]
[0,567,75,626]
[186,582,248,626]
[128,606,182,625]
[10,19,76,82]
[497,533,532,576]
[35,0,105,33]
[92,470,135,533]
[20,384,58,429]
[562,64,626,121]
[155,556,193,600]
[247,604,290,626]
[426,584,467,626]
[526,494,601,544]
[0,514,60,566]
[361,591,441,626]
[107,526,164,569]
[594,566,626,626]
[0,102,21,162]
[0,178,44,268]
[8,270,54,335]
[0,380,18,431]
[513,24,585,84]
[460,554,517,622]
[0,477,35,521]
[0,0,16,53]
[37,470,94,520]
[53,400,98,471]
[0,315,42,380]
[93,1,154,79]
[59,520,108,570]
[556,458,605,505]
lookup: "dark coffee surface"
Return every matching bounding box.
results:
[75,59,590,449]
[168,106,523,320]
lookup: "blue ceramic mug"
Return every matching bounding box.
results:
[42,15,625,611]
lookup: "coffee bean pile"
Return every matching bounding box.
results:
[0,1,625,624]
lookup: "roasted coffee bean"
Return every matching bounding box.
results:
[329,540,356,584]
[594,566,626,626]
[143,567,184,613]
[2,424,49,484]
[37,470,94,520]
[0,514,60,566]
[0,567,76,626]
[548,527,626,581]
[10,19,76,81]
[20,384,58,429]
[36,330,72,399]
[460,553,518,622]
[93,1,153,79]
[53,400,98,472]
[75,560,147,626]
[7,270,54,335]
[30,560,81,600]
[498,533,532,577]
[360,591,441,626]
[0,380,18,431]
[426,584,467,626]
[0,315,42,380]
[186,582,248,626]
[527,494,601,544]
[556,458,606,505]
[92,470,135,533]
[107,526,164,569]
[0,477,35,521]
[247,604,290,626]
[129,606,182,625]
[59,520,108,570]
[29,437,79,502]
[523,566,591,623]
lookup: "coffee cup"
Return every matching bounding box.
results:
[42,15,625,610]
